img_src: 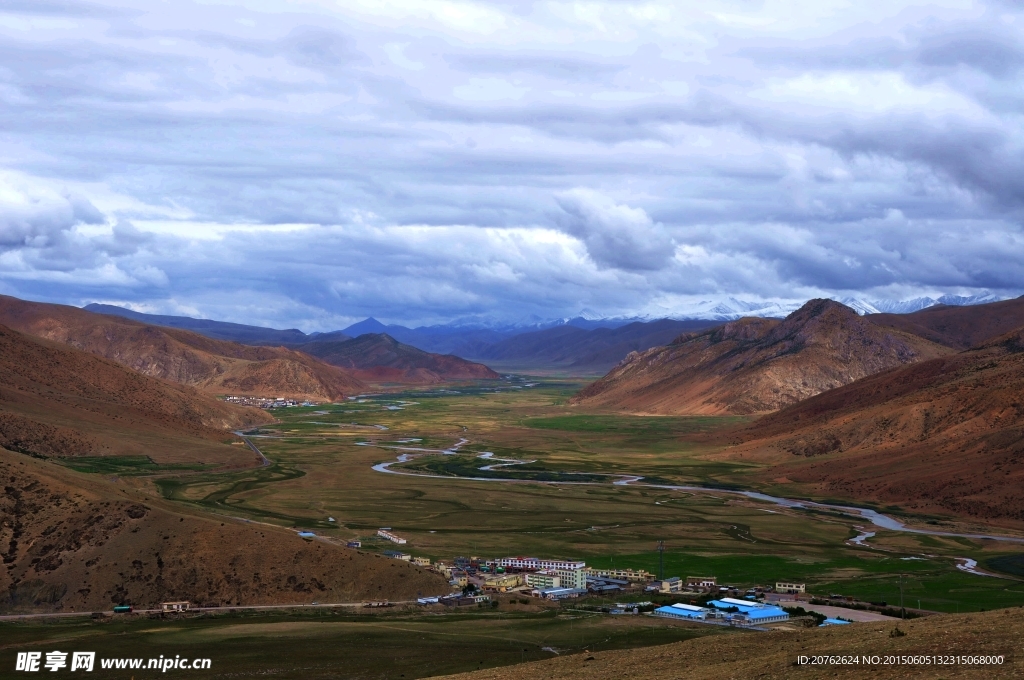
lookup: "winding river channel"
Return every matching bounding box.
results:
[368,439,1024,546]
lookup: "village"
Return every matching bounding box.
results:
[361,529,871,629]
[224,395,317,409]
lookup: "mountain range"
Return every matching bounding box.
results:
[733,323,1024,524]
[296,333,499,383]
[85,294,1006,366]
[571,300,951,414]
[7,297,498,400]
[2,296,366,401]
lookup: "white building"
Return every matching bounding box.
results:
[496,556,586,571]
[377,529,407,544]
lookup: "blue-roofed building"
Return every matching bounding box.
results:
[735,607,789,624]
[652,603,707,620]
[821,618,851,626]
[708,597,789,625]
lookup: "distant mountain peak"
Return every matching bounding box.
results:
[343,317,391,335]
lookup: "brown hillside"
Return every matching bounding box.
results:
[442,608,1023,680]
[0,295,365,401]
[571,300,950,415]
[0,449,450,613]
[869,295,1024,349]
[0,323,271,466]
[297,333,499,384]
[732,327,1024,525]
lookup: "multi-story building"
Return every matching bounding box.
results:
[496,556,586,572]
[525,570,560,589]
[775,582,806,594]
[555,567,587,590]
[649,576,683,593]
[584,567,655,582]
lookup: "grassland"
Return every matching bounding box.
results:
[57,455,215,475]
[0,607,737,680]
[9,376,1024,680]
[70,378,1024,617]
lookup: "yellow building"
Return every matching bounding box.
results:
[484,573,523,591]
[776,582,805,594]
[411,556,431,567]
[585,567,655,582]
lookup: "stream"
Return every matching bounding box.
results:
[368,438,1024,546]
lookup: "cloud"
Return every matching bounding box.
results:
[0,0,1022,326]
[555,189,675,271]
[0,171,104,247]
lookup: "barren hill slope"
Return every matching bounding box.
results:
[0,449,450,613]
[83,302,319,345]
[442,608,1022,680]
[732,327,1024,525]
[0,295,365,401]
[572,300,950,415]
[297,333,499,384]
[0,323,270,465]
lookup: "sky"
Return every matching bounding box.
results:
[0,0,1022,330]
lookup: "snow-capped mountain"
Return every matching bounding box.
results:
[658,293,1008,321]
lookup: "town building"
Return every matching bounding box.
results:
[496,556,586,572]
[534,587,587,600]
[708,598,790,625]
[648,576,683,593]
[555,567,587,590]
[821,618,851,627]
[383,550,411,561]
[346,540,361,548]
[584,567,655,582]
[687,576,717,588]
[161,601,190,612]
[587,575,628,594]
[377,529,407,544]
[484,573,523,591]
[411,556,431,567]
[525,570,560,589]
[653,603,707,620]
[776,582,805,594]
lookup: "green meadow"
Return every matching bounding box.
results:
[0,608,737,680]
[63,378,1024,618]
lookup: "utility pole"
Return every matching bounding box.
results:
[899,574,905,620]
[657,541,665,580]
